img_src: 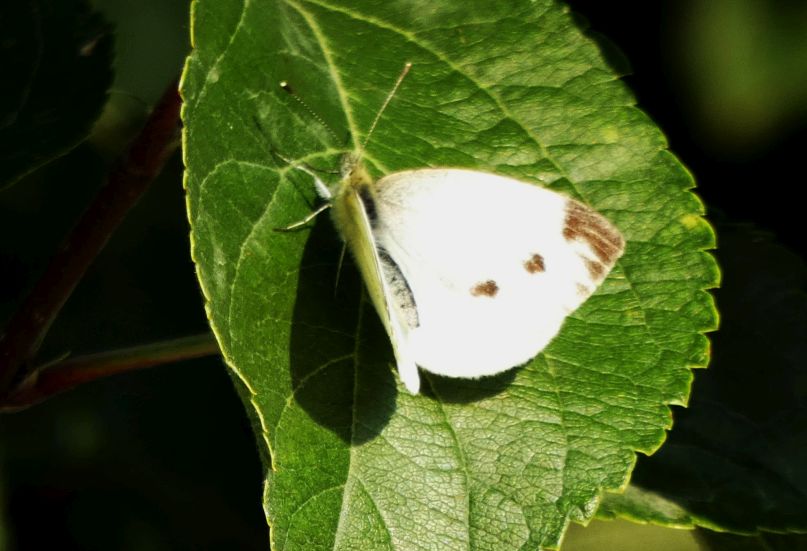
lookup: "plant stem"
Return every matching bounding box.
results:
[1,333,220,411]
[0,79,182,396]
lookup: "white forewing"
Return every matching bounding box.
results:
[370,169,624,381]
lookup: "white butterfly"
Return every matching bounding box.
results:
[282,64,625,395]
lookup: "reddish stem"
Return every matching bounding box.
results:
[2,334,220,411]
[0,79,182,396]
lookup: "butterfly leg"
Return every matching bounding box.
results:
[285,163,332,201]
[274,202,332,232]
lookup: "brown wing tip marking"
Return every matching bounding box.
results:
[576,283,591,297]
[563,200,625,265]
[584,258,606,281]
[471,280,499,297]
[524,253,545,274]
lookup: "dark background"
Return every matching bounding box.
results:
[1,1,805,549]
[570,1,807,258]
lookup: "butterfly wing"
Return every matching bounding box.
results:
[331,181,421,393]
[371,168,625,380]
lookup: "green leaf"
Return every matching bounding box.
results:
[596,485,697,528]
[567,519,807,551]
[564,518,702,551]
[181,0,718,548]
[598,222,807,534]
[0,0,114,188]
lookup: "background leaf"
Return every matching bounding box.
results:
[598,222,807,534]
[0,0,114,188]
[182,0,718,548]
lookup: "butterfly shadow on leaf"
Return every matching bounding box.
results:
[420,370,517,404]
[288,216,396,445]
[288,216,520,440]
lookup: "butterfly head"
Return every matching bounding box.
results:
[340,152,373,188]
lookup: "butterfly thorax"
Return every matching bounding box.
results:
[331,151,376,234]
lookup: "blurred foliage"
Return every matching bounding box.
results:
[90,0,190,104]
[0,0,113,188]
[0,151,267,548]
[1,0,269,548]
[676,0,807,154]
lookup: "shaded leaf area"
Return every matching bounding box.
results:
[565,518,807,551]
[696,530,807,551]
[565,518,702,551]
[182,0,718,548]
[0,0,113,188]
[598,221,807,534]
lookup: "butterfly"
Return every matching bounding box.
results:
[281,64,625,395]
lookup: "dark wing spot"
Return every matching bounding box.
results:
[471,280,499,297]
[563,200,625,264]
[583,258,606,280]
[524,253,545,274]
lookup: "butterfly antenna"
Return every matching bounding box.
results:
[355,62,412,159]
[280,80,342,145]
